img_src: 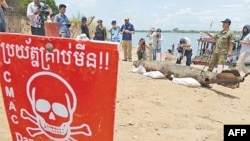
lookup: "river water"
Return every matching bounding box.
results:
[131,32,202,56]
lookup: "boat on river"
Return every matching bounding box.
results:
[192,37,250,66]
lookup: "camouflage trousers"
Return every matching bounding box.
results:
[207,53,227,72]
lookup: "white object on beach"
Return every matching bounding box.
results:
[143,71,165,79]
[171,74,201,87]
[131,66,146,74]
[131,66,165,79]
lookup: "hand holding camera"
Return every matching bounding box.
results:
[66,23,71,28]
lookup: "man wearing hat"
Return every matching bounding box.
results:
[120,17,135,62]
[205,18,234,72]
[109,19,120,42]
[81,16,95,39]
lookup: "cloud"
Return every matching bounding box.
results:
[222,4,243,8]
[243,0,250,7]
[150,13,158,17]
[56,0,96,8]
[176,8,192,15]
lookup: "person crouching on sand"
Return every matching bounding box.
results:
[137,38,150,60]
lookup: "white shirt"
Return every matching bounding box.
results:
[26,2,51,28]
[182,37,192,49]
[240,34,250,53]
[152,32,163,49]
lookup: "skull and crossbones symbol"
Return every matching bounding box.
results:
[20,71,92,141]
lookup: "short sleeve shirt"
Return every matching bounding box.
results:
[214,30,234,54]
[54,13,71,37]
[120,23,135,40]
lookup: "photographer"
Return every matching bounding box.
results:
[136,38,150,60]
[152,28,163,60]
[27,0,52,36]
[176,37,193,66]
[54,4,71,38]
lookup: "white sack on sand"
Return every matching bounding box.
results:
[143,71,165,79]
[171,74,201,87]
[131,66,146,74]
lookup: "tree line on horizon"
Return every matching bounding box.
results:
[135,29,241,34]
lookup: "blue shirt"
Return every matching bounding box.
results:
[110,27,120,42]
[54,13,71,37]
[120,23,135,40]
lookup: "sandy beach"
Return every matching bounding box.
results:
[1,48,250,141]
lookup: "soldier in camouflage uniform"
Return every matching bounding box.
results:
[205,18,234,72]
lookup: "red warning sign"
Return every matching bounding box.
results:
[0,33,119,141]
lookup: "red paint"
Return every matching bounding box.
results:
[45,22,60,37]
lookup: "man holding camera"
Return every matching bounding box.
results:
[54,4,71,38]
[27,0,52,36]
[176,37,193,66]
[152,28,163,60]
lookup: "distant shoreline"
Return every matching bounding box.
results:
[135,30,241,34]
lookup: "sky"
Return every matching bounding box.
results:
[54,0,250,31]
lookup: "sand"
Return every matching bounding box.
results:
[1,48,250,141]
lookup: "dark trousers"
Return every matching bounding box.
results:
[176,49,193,66]
[31,26,45,36]
[0,21,6,32]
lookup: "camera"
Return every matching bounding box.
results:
[177,44,184,53]
[66,23,71,28]
[37,4,50,20]
[156,33,160,38]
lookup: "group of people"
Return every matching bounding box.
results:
[205,18,250,77]
[1,1,250,77]
[25,0,127,41]
[137,28,192,65]
[136,27,164,61]
[136,18,250,78]
[25,0,136,62]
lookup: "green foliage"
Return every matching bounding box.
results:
[18,0,59,13]
[70,12,97,29]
